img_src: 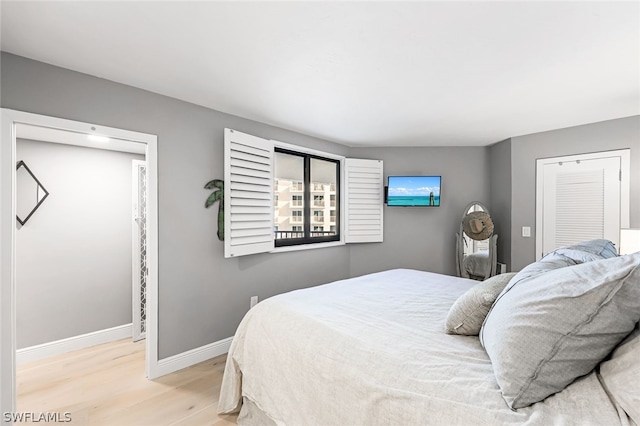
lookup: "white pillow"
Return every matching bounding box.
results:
[599,323,640,423]
[444,273,516,336]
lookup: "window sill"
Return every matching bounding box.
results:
[270,240,345,254]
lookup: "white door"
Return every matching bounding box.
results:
[132,160,147,342]
[536,150,630,259]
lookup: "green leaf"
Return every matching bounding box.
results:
[204,178,225,240]
[217,205,224,241]
[205,190,219,208]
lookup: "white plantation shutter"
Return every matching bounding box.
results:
[224,129,274,258]
[344,159,384,243]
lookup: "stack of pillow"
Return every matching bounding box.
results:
[446,239,640,415]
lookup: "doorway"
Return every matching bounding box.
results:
[535,149,630,259]
[0,109,160,418]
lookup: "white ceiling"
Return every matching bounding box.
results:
[1,1,638,147]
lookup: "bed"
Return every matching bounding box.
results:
[218,252,639,425]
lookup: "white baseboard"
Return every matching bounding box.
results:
[155,336,233,378]
[17,327,233,377]
[17,323,132,365]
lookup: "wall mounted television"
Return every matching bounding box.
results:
[386,176,441,207]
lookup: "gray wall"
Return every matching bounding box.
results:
[509,116,640,271]
[4,52,637,359]
[347,147,491,277]
[16,139,142,348]
[488,139,512,270]
[1,52,352,359]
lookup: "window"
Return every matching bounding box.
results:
[224,129,384,258]
[291,210,303,222]
[274,148,340,247]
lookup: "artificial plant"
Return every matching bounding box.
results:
[205,179,224,241]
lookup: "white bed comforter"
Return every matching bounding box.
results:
[218,269,629,426]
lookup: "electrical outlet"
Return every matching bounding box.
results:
[250,296,258,309]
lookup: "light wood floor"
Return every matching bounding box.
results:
[17,338,238,426]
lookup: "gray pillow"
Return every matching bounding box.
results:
[552,239,618,262]
[480,253,640,409]
[505,239,618,294]
[565,238,618,258]
[445,273,516,335]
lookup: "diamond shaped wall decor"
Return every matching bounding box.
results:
[16,160,49,226]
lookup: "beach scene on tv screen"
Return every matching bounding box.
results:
[388,176,440,206]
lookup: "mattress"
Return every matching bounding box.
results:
[218,269,628,425]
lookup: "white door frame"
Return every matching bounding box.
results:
[535,149,631,260]
[0,109,161,419]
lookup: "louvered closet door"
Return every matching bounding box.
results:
[224,129,274,258]
[541,157,620,256]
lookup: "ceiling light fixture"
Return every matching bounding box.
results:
[88,134,109,143]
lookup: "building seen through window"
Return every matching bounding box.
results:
[274,149,340,246]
